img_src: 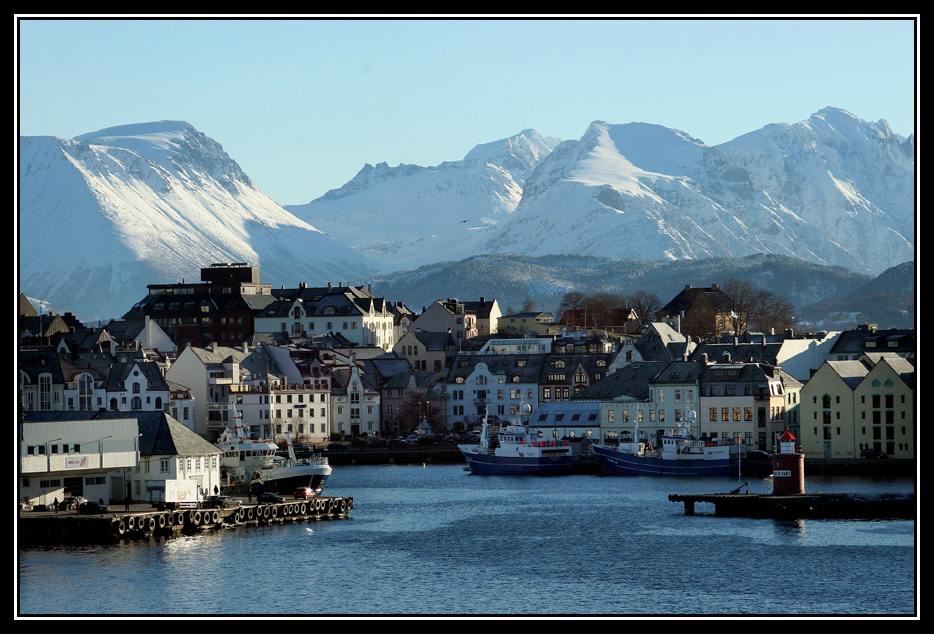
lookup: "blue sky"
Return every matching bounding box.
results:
[17,17,917,205]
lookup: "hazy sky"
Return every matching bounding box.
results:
[16,16,917,205]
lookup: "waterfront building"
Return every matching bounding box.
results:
[446,355,546,431]
[20,413,139,507]
[699,361,786,451]
[530,400,602,457]
[165,342,328,444]
[799,353,914,459]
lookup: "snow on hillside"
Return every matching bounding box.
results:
[19,121,376,321]
[18,109,913,323]
[285,129,561,270]
[483,108,913,275]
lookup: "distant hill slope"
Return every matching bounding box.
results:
[367,252,888,320]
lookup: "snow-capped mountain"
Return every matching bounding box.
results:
[285,129,562,270]
[482,108,914,275]
[18,109,913,323]
[290,107,912,278]
[18,121,378,321]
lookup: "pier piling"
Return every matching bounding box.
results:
[19,496,354,546]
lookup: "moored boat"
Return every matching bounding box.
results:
[256,433,331,495]
[216,414,279,484]
[459,406,573,475]
[592,415,746,477]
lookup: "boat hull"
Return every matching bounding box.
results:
[459,446,573,475]
[259,464,331,494]
[592,444,741,477]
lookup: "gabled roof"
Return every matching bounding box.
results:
[571,361,669,401]
[21,411,221,457]
[462,298,499,319]
[406,330,455,351]
[105,358,170,392]
[819,360,871,389]
[104,319,145,342]
[830,327,915,356]
[538,353,614,384]
[18,348,66,383]
[690,340,783,366]
[446,354,547,384]
[637,323,693,361]
[659,284,733,316]
[57,352,114,383]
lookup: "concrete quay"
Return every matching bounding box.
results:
[18,495,353,546]
[668,491,915,519]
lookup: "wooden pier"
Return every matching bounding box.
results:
[668,491,914,520]
[18,496,353,546]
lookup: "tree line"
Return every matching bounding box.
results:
[554,278,798,340]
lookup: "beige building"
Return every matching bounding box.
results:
[394,330,453,373]
[799,353,914,459]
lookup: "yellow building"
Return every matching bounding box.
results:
[800,353,914,459]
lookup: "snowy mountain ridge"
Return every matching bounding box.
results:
[481,108,913,275]
[19,109,913,323]
[285,129,562,270]
[19,120,377,321]
[291,107,913,276]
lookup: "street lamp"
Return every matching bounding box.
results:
[98,435,113,469]
[45,437,62,469]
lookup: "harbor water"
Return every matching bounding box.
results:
[17,464,916,617]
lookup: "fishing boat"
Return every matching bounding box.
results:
[591,414,746,477]
[459,405,573,475]
[256,432,332,495]
[216,415,280,484]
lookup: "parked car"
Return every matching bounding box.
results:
[861,448,887,459]
[327,443,350,452]
[256,491,284,504]
[293,487,314,499]
[61,495,88,511]
[202,495,241,508]
[77,501,109,515]
[746,450,771,461]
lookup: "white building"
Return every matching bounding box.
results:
[254,283,397,351]
[446,357,546,431]
[21,411,224,507]
[165,342,330,444]
[20,415,139,507]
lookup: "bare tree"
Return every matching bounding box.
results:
[558,291,587,312]
[626,289,662,326]
[723,278,797,333]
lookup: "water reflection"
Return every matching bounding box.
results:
[19,466,915,616]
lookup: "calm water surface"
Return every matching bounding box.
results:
[17,465,916,617]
